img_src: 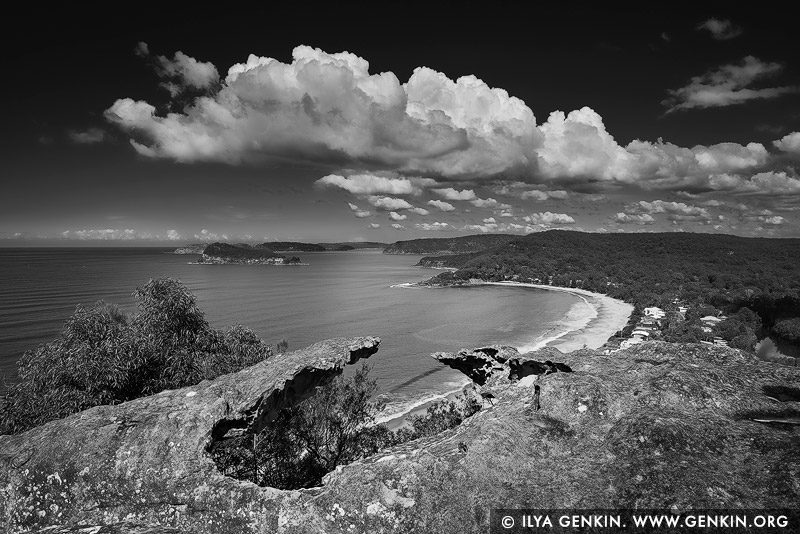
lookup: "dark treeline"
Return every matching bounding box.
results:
[384,234,518,255]
[202,242,285,259]
[421,231,800,348]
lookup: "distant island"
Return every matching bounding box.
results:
[173,243,207,254]
[196,243,304,265]
[383,234,517,255]
[175,241,387,255]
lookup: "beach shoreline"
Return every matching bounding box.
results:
[378,280,634,427]
[479,281,634,353]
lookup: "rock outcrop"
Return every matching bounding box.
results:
[3,340,799,533]
[0,337,380,533]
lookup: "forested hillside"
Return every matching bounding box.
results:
[421,231,800,334]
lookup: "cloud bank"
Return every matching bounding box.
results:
[106,45,800,209]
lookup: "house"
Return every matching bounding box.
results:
[700,315,722,324]
[643,307,666,319]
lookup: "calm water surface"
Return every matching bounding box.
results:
[0,248,578,416]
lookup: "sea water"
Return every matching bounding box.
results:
[0,248,581,418]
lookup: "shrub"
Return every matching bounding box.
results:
[0,278,276,435]
[773,318,800,343]
[211,364,387,489]
[209,367,482,490]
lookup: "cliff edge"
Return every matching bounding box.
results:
[2,340,798,533]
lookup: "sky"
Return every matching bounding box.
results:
[2,3,800,245]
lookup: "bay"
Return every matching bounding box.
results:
[0,248,580,417]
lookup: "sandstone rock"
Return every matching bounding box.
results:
[3,340,800,534]
[0,337,380,533]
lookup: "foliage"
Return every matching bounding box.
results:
[386,234,517,255]
[422,231,800,348]
[773,318,800,343]
[210,367,481,490]
[393,394,482,443]
[255,242,326,252]
[0,278,275,435]
[202,242,284,260]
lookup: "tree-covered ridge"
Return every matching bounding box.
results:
[421,231,800,348]
[202,242,285,260]
[383,234,518,255]
[175,241,388,255]
[254,242,326,252]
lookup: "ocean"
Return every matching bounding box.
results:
[0,248,581,419]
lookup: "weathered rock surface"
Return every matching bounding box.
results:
[3,340,800,533]
[0,337,380,533]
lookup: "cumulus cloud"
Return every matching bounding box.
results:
[613,213,655,225]
[136,42,219,96]
[347,202,372,218]
[463,221,534,233]
[409,207,430,215]
[624,200,712,222]
[708,171,800,196]
[391,223,406,230]
[761,215,785,225]
[415,222,454,231]
[663,56,799,113]
[388,211,407,221]
[367,196,414,211]
[68,127,107,144]
[368,223,380,229]
[60,228,183,241]
[696,18,742,40]
[108,45,538,175]
[166,229,182,240]
[469,197,511,209]
[774,132,800,155]
[493,182,569,200]
[317,173,430,195]
[427,199,456,212]
[432,188,476,201]
[194,228,229,241]
[106,45,799,202]
[524,212,575,225]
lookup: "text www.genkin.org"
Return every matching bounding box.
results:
[490,509,795,533]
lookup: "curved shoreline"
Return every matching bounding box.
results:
[379,280,634,428]
[479,281,634,353]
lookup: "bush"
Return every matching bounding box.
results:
[211,364,388,489]
[0,278,276,435]
[209,367,482,490]
[773,318,800,343]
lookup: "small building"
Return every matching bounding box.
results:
[643,307,666,319]
[700,315,722,324]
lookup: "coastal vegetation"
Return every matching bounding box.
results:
[420,231,800,352]
[210,364,481,489]
[174,241,388,255]
[383,234,517,255]
[773,318,800,343]
[0,278,277,434]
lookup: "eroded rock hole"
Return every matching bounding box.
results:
[508,358,572,381]
[207,364,481,490]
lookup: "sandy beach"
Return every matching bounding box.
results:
[378,281,634,429]
[481,281,634,353]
